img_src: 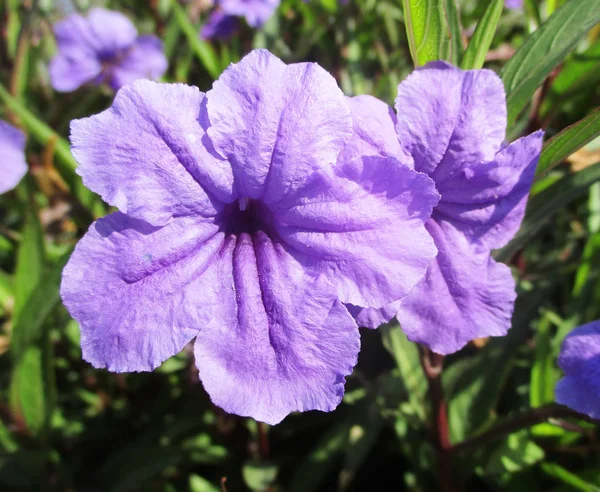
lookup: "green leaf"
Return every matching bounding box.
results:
[460,0,503,70]
[536,108,600,177]
[485,431,545,476]
[11,249,72,359]
[501,0,600,125]
[540,462,600,492]
[498,162,600,262]
[444,0,463,66]
[9,344,52,436]
[170,0,221,80]
[242,461,278,492]
[189,475,220,492]
[401,0,452,67]
[381,324,427,421]
[12,208,44,322]
[529,317,556,409]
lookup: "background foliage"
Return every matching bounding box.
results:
[1,0,600,490]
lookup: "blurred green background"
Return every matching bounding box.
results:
[1,0,600,490]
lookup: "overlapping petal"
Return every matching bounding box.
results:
[396,219,517,354]
[556,322,600,419]
[395,61,506,178]
[109,36,168,90]
[61,213,221,372]
[435,131,543,249]
[194,232,359,425]
[274,155,439,309]
[49,54,102,92]
[71,80,233,226]
[0,120,27,194]
[340,95,409,163]
[205,49,352,202]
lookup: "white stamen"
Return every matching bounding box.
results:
[239,197,249,211]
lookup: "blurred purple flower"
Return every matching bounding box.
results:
[61,50,440,424]
[0,120,27,194]
[49,8,167,92]
[556,321,600,419]
[201,10,239,40]
[202,0,279,39]
[351,62,543,355]
[505,0,523,9]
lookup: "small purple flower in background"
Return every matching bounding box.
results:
[61,49,440,424]
[202,0,279,39]
[556,321,600,419]
[49,8,167,92]
[505,0,523,9]
[0,120,27,194]
[352,62,544,355]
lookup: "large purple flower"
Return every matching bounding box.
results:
[61,50,439,424]
[352,62,544,355]
[0,120,27,194]
[202,0,279,39]
[49,8,167,92]
[556,321,600,419]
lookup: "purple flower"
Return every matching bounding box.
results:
[556,321,600,419]
[60,50,439,424]
[49,8,167,92]
[505,0,523,9]
[201,11,240,40]
[202,0,279,39]
[351,62,544,355]
[0,120,27,194]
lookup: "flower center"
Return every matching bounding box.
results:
[222,198,274,236]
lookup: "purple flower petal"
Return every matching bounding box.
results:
[0,120,27,194]
[49,53,103,92]
[61,213,221,372]
[505,0,523,9]
[556,321,600,419]
[193,233,359,425]
[201,11,239,40]
[109,36,168,90]
[274,154,439,309]
[340,95,410,164]
[396,218,516,354]
[219,0,280,27]
[435,131,543,249]
[206,49,352,202]
[86,7,138,55]
[71,80,233,226]
[395,61,506,178]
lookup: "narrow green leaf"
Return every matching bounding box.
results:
[485,431,545,475]
[541,462,600,492]
[529,317,555,409]
[0,84,94,209]
[381,324,427,421]
[11,249,72,359]
[9,345,50,435]
[189,475,220,492]
[12,208,44,322]
[501,0,600,125]
[536,108,600,177]
[460,0,503,70]
[444,0,463,66]
[401,0,452,67]
[170,0,221,80]
[497,162,600,262]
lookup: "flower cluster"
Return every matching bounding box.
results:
[50,8,167,92]
[62,49,543,424]
[0,120,27,195]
